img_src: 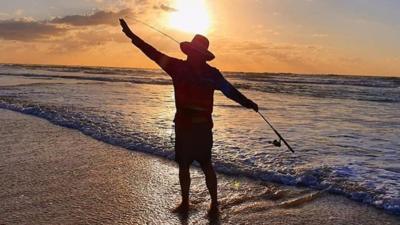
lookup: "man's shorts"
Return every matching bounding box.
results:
[174,124,213,166]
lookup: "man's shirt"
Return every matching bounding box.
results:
[131,37,252,128]
[159,56,221,128]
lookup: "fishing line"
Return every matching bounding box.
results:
[125,17,213,59]
[123,18,294,153]
[130,17,180,44]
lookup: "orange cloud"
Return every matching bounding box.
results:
[0,8,135,43]
[50,8,132,26]
[0,19,64,41]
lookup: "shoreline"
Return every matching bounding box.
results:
[0,108,399,224]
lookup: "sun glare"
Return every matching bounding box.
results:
[169,0,211,34]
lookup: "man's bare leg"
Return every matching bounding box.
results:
[175,163,190,212]
[200,161,218,210]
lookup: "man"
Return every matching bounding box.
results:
[119,19,258,213]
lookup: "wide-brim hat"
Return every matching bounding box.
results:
[180,34,215,61]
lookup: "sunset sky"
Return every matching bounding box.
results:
[0,0,399,76]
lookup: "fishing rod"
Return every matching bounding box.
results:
[126,18,295,153]
[258,111,295,153]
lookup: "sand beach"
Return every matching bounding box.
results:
[1,109,399,225]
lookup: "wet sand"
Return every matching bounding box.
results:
[0,108,399,225]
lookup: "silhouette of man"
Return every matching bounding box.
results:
[120,19,258,213]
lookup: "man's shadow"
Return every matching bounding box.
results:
[174,208,221,225]
[207,208,221,225]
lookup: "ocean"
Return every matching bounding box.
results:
[0,63,399,215]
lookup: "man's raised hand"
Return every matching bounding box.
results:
[250,101,259,112]
[119,18,134,38]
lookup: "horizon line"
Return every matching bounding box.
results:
[1,62,399,79]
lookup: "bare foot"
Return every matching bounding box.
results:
[172,202,190,214]
[208,201,220,216]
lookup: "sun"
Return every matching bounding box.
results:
[169,0,211,34]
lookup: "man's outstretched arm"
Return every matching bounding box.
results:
[216,71,258,112]
[119,19,169,65]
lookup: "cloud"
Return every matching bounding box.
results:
[50,8,133,26]
[154,4,177,12]
[0,19,65,41]
[312,33,328,38]
[213,38,327,71]
[15,9,24,16]
[0,8,135,42]
[0,12,9,20]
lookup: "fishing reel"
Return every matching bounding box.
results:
[269,138,282,147]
